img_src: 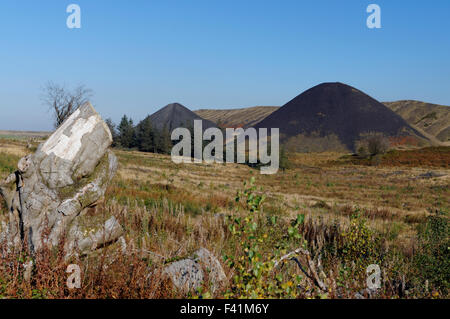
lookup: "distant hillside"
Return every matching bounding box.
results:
[196,101,449,147]
[148,103,216,132]
[0,130,51,140]
[384,100,450,143]
[194,106,278,128]
[254,82,429,152]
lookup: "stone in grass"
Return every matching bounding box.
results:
[0,102,120,254]
[163,248,228,294]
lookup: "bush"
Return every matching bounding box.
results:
[414,210,449,293]
[340,213,381,269]
[224,178,301,298]
[355,132,390,157]
[279,147,291,171]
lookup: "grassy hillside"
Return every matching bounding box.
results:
[195,106,278,128]
[195,101,449,148]
[384,101,450,143]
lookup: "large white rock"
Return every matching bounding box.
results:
[36,103,113,189]
[0,102,119,253]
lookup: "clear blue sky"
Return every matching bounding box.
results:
[0,0,449,131]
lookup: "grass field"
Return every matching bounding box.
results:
[0,130,50,140]
[0,138,448,298]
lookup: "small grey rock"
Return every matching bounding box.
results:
[163,248,227,294]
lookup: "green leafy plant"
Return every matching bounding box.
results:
[224,178,301,298]
[340,213,381,270]
[288,214,305,240]
[414,210,449,294]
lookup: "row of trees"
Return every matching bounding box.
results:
[107,115,173,154]
[108,116,290,170]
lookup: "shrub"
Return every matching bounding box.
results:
[340,214,381,268]
[355,132,390,157]
[224,178,301,298]
[279,147,291,171]
[414,210,449,293]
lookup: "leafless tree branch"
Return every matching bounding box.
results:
[274,246,328,292]
[41,82,93,128]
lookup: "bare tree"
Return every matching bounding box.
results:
[41,82,93,128]
[355,132,390,157]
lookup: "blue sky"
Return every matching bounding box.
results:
[0,0,449,131]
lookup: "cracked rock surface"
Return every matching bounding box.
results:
[0,102,120,254]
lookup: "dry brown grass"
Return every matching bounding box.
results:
[0,139,30,158]
[96,146,449,248]
[1,140,447,249]
[0,139,448,298]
